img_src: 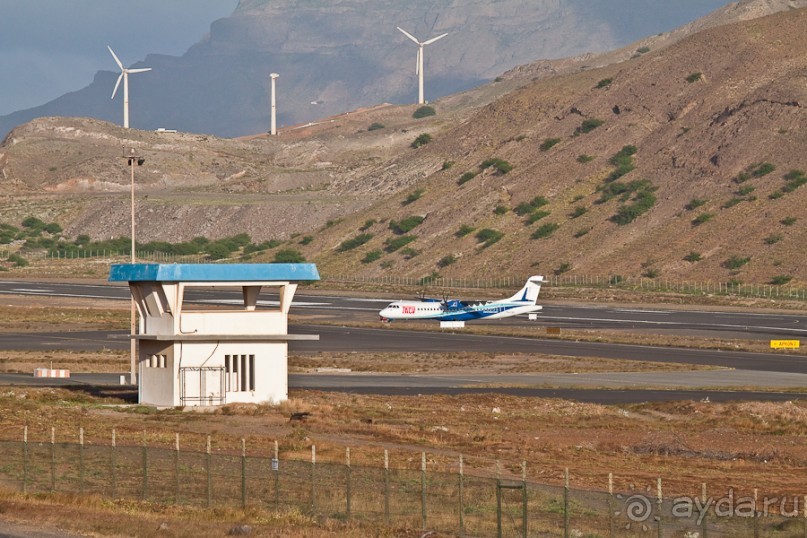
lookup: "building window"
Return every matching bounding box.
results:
[146,354,167,368]
[225,354,255,392]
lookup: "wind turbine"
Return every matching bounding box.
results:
[396,27,448,105]
[108,46,152,129]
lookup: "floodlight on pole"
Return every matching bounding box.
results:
[396,27,447,105]
[270,73,279,136]
[109,46,152,128]
[122,147,144,385]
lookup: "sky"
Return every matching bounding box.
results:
[0,0,238,115]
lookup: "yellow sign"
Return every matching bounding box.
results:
[771,340,801,349]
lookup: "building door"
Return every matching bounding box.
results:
[180,367,225,406]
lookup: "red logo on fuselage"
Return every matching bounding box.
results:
[402,306,416,315]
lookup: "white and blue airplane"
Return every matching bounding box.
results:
[379,276,544,322]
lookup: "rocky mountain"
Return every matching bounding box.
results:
[1,2,805,286]
[0,0,734,139]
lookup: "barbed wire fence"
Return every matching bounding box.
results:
[1,426,804,537]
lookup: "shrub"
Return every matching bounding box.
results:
[782,169,806,193]
[685,198,706,211]
[531,223,560,239]
[722,255,750,270]
[493,205,508,215]
[458,172,477,185]
[751,162,776,177]
[770,275,792,286]
[573,228,590,238]
[383,235,416,253]
[572,194,585,203]
[362,250,382,264]
[781,216,797,226]
[683,251,702,262]
[402,189,424,205]
[337,233,373,252]
[475,228,504,247]
[685,72,702,83]
[611,190,656,225]
[412,106,436,119]
[368,122,385,131]
[298,236,313,246]
[722,197,744,209]
[274,248,305,263]
[455,225,475,237]
[540,138,561,151]
[526,210,551,224]
[44,222,62,235]
[554,262,572,275]
[569,206,587,219]
[598,179,653,203]
[437,254,456,268]
[764,234,782,245]
[441,160,454,171]
[411,133,432,148]
[637,46,651,54]
[609,275,624,284]
[514,196,550,216]
[8,254,28,267]
[359,219,376,231]
[389,216,424,235]
[22,216,46,230]
[577,154,594,164]
[206,243,232,260]
[692,213,714,225]
[768,191,783,200]
[400,247,420,259]
[576,118,604,135]
[595,78,612,89]
[606,145,637,182]
[480,158,513,175]
[736,185,755,196]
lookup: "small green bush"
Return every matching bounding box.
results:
[458,172,477,185]
[683,251,702,262]
[299,236,313,246]
[400,247,420,259]
[389,216,424,235]
[751,162,776,177]
[781,216,797,226]
[274,249,305,263]
[411,133,432,148]
[480,158,513,175]
[22,216,46,230]
[692,213,714,225]
[526,210,551,224]
[362,250,382,264]
[337,233,374,252]
[782,169,806,193]
[383,235,417,253]
[685,72,702,83]
[769,191,784,200]
[44,222,62,235]
[573,228,590,238]
[514,196,550,216]
[493,205,508,215]
[611,190,656,225]
[605,146,637,182]
[722,197,744,209]
[531,223,560,239]
[736,185,755,196]
[8,254,28,267]
[554,262,572,275]
[577,154,594,164]
[412,106,436,119]
[572,194,585,203]
[685,198,706,211]
[576,118,604,135]
[569,206,587,219]
[455,225,475,237]
[540,138,561,151]
[437,254,456,268]
[595,78,612,89]
[441,161,455,171]
[764,234,782,245]
[402,189,424,205]
[642,268,659,278]
[475,228,504,248]
[359,219,376,231]
[368,122,385,131]
[636,46,650,54]
[770,275,793,286]
[722,255,750,270]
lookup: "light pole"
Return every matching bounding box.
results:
[270,73,279,136]
[123,147,144,385]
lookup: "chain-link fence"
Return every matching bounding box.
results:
[2,431,805,537]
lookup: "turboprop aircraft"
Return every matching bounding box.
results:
[379,276,544,322]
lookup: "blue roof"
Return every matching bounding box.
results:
[109,263,320,282]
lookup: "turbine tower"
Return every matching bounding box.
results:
[270,73,279,136]
[108,46,152,129]
[396,27,448,105]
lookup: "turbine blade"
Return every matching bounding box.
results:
[127,68,152,74]
[397,26,420,44]
[422,33,448,46]
[107,46,124,70]
[111,73,123,99]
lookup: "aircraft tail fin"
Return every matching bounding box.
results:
[507,275,544,304]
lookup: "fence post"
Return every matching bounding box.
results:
[701,482,708,538]
[656,478,663,538]
[496,461,502,538]
[754,488,759,538]
[206,435,212,507]
[345,447,351,521]
[174,433,180,505]
[79,427,85,494]
[50,427,56,492]
[458,455,464,538]
[141,430,148,500]
[563,468,570,538]
[22,425,28,495]
[241,438,247,509]
[310,444,316,514]
[608,473,614,538]
[421,452,427,530]
[384,450,390,525]
[273,440,279,512]
[111,429,117,498]
[521,461,528,538]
